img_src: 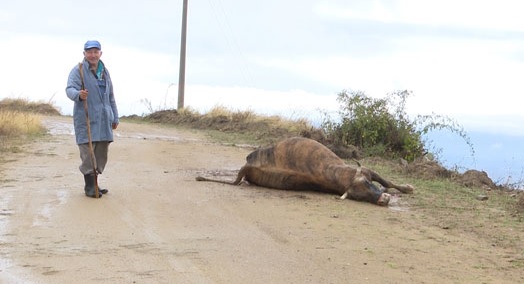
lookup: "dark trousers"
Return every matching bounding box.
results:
[78,141,109,175]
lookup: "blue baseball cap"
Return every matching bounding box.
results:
[84,40,101,50]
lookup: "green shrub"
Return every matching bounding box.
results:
[322,90,474,162]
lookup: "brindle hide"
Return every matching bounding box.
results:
[196,137,414,206]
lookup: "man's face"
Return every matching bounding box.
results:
[83,48,102,66]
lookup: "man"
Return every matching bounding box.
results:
[66,40,119,198]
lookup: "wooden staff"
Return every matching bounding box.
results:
[78,63,99,198]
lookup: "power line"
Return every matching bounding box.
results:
[206,0,255,86]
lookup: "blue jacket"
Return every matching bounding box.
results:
[66,59,119,145]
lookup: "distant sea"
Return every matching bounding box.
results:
[425,130,524,188]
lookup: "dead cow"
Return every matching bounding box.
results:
[196,137,414,206]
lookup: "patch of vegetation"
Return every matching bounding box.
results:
[320,90,474,162]
[0,98,61,116]
[0,98,51,155]
[126,105,323,146]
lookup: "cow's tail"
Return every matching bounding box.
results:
[195,166,247,185]
[195,176,238,185]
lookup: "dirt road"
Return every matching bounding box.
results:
[0,116,521,283]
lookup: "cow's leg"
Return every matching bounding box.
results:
[338,188,390,206]
[368,170,414,193]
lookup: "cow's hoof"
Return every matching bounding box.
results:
[377,193,390,206]
[404,184,414,194]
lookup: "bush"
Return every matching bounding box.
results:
[321,90,474,162]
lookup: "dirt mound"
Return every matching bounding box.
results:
[406,159,452,179]
[402,159,501,190]
[457,169,499,189]
[145,109,184,123]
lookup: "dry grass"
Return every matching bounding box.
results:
[136,105,322,146]
[0,98,51,154]
[0,98,61,115]
[0,110,45,155]
[0,111,44,137]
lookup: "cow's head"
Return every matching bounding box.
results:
[350,168,391,206]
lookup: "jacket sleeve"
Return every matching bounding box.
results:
[66,65,82,102]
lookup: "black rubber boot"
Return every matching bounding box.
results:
[84,174,102,198]
[99,187,109,194]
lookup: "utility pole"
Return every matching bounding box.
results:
[177,0,188,110]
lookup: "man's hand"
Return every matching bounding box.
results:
[112,123,119,130]
[79,89,88,101]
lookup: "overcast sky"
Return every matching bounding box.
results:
[2,0,524,136]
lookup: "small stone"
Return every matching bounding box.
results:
[476,195,488,201]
